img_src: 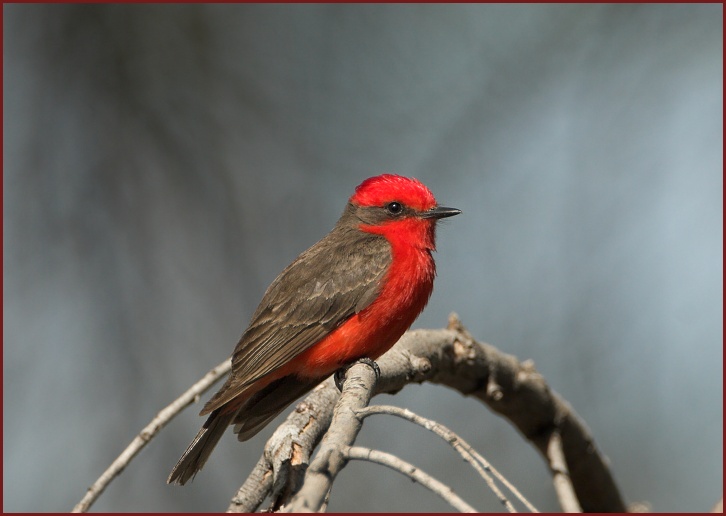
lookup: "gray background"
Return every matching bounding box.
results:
[4,4,722,512]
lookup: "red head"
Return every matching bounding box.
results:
[350,174,437,212]
[347,174,460,251]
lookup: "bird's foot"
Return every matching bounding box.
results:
[334,358,381,391]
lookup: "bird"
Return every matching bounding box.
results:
[168,173,460,485]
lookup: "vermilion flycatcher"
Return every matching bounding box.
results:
[168,174,460,485]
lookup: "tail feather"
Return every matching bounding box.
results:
[168,375,323,484]
[233,408,290,442]
[167,409,236,485]
[233,375,321,441]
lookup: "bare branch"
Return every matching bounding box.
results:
[366,314,627,512]
[227,317,625,512]
[72,359,231,513]
[77,314,625,513]
[227,378,340,512]
[546,430,581,512]
[357,404,535,513]
[227,454,273,513]
[344,446,477,513]
[281,361,378,512]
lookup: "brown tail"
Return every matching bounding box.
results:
[167,375,322,485]
[233,375,322,441]
[167,408,236,485]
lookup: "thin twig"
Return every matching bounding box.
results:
[72,359,231,513]
[357,404,537,513]
[463,433,540,512]
[344,446,477,513]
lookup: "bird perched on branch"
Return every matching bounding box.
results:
[168,174,460,485]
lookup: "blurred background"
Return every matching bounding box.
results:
[4,4,722,512]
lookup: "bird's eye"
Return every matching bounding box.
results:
[386,201,404,215]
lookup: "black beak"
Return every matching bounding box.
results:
[421,206,462,220]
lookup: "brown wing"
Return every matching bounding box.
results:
[201,223,391,415]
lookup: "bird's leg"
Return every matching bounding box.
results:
[334,358,381,391]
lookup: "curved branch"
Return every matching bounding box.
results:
[74,313,624,513]
[357,404,534,513]
[72,359,231,513]
[370,314,626,512]
[229,314,625,512]
[344,446,477,513]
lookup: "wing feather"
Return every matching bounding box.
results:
[201,224,390,415]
